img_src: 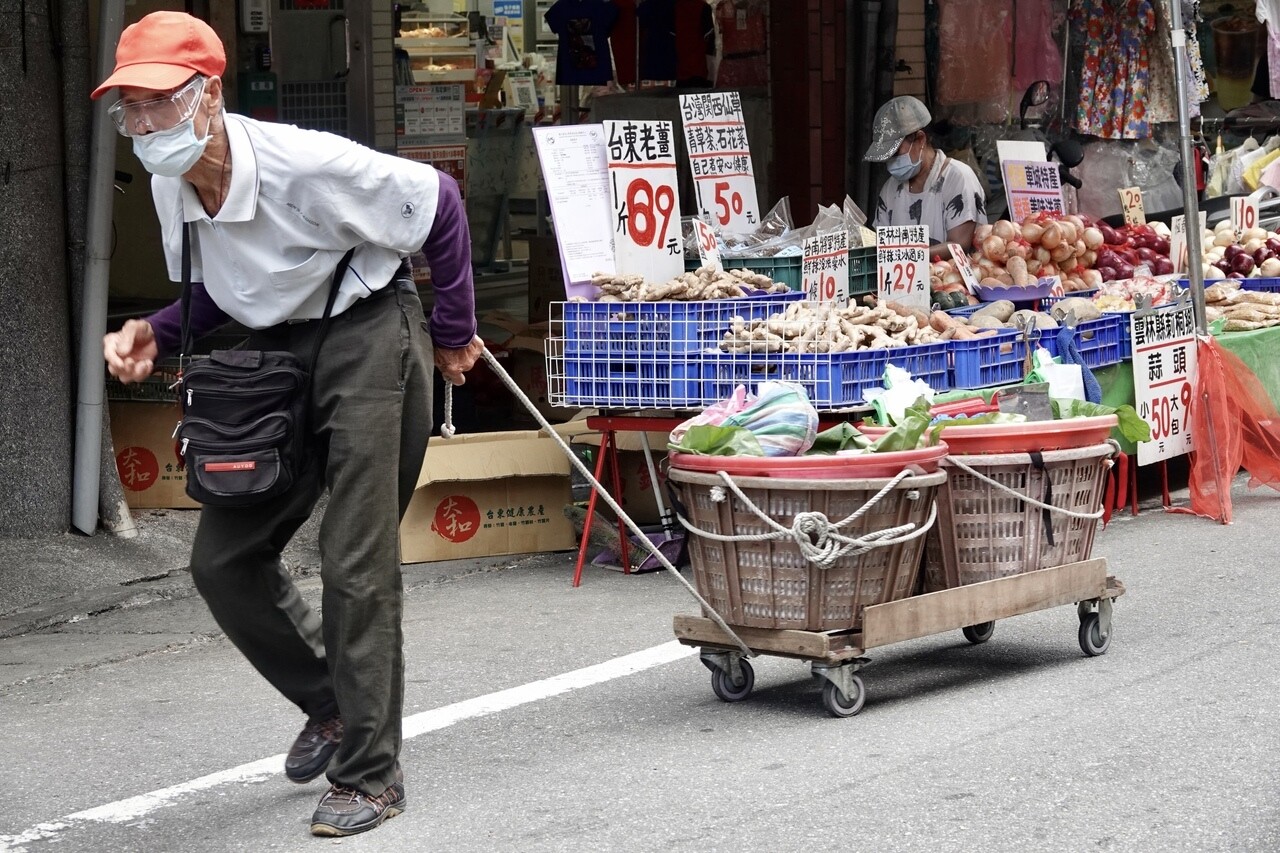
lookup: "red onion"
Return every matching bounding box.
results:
[1232,253,1256,275]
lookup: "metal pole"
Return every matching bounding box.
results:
[1169,1,1207,334]
[71,0,126,534]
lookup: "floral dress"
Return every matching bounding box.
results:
[1075,0,1158,139]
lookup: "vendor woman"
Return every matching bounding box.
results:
[865,96,986,260]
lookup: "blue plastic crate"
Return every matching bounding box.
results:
[561,292,803,357]
[1038,290,1100,311]
[945,303,984,318]
[1034,315,1124,369]
[699,343,950,408]
[561,356,702,408]
[1242,278,1280,293]
[948,330,1027,389]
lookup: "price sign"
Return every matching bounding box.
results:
[948,243,980,294]
[1040,275,1064,297]
[1231,195,1259,237]
[1002,160,1065,223]
[694,218,722,272]
[1131,303,1198,465]
[1119,186,1146,225]
[876,225,930,311]
[679,91,761,236]
[1169,211,1207,274]
[604,120,684,286]
[803,230,850,304]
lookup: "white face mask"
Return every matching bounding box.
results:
[132,115,210,177]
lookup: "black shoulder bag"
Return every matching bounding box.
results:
[175,223,354,507]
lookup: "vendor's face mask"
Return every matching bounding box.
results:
[132,116,211,177]
[888,136,923,181]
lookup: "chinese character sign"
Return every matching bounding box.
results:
[604,120,683,285]
[803,230,850,304]
[1131,304,1198,465]
[678,92,761,236]
[876,225,930,311]
[693,217,722,272]
[1002,160,1065,223]
[396,85,466,144]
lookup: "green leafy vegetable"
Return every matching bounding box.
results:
[871,396,936,452]
[808,423,872,455]
[669,424,765,457]
[928,412,1027,443]
[1051,399,1151,443]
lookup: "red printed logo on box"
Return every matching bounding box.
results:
[431,495,480,543]
[116,446,159,492]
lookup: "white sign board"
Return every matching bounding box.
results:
[604,120,684,285]
[948,242,980,294]
[693,218,722,272]
[396,84,466,144]
[876,225,930,311]
[803,230,850,304]
[1170,212,1206,273]
[1231,195,1259,237]
[1131,303,1199,465]
[506,71,539,112]
[1119,186,1146,225]
[679,91,761,236]
[532,124,615,297]
[1002,160,1065,223]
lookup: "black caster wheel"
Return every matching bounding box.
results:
[962,621,995,644]
[710,659,754,702]
[1078,612,1111,657]
[821,674,865,718]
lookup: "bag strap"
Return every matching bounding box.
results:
[179,221,356,372]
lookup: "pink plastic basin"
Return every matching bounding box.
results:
[857,415,1118,454]
[668,443,949,478]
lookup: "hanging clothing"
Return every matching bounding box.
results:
[1146,0,1178,125]
[1184,0,1210,112]
[674,0,716,85]
[1012,0,1062,92]
[611,0,638,87]
[936,0,1013,107]
[1074,0,1157,139]
[544,0,620,86]
[714,0,768,88]
[1243,146,1280,190]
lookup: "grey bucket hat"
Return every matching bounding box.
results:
[864,96,932,162]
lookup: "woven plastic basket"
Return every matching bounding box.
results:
[669,466,945,631]
[923,443,1114,591]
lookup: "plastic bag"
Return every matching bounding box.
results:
[669,384,751,445]
[721,381,819,457]
[669,425,764,457]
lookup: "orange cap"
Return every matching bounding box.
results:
[91,12,225,100]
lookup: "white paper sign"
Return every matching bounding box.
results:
[506,71,538,112]
[604,120,683,285]
[803,230,850,304]
[1119,186,1146,225]
[948,242,980,294]
[1170,211,1207,273]
[679,91,761,236]
[693,218,722,272]
[532,125,615,296]
[876,225,930,311]
[396,85,466,144]
[1131,303,1199,465]
[1231,195,1259,237]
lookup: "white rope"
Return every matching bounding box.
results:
[945,457,1106,520]
[466,349,756,657]
[440,382,457,439]
[677,469,938,570]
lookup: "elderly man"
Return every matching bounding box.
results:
[95,11,482,837]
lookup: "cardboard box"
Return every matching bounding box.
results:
[527,234,564,324]
[400,430,577,563]
[552,420,673,527]
[108,401,199,510]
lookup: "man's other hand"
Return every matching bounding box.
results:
[104,319,158,384]
[434,335,485,385]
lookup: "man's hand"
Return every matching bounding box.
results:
[104,319,159,384]
[434,335,485,385]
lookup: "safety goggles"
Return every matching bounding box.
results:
[108,75,207,137]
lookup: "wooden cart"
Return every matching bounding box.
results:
[674,558,1125,717]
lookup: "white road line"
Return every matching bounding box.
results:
[0,641,696,852]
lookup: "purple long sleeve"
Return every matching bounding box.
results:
[423,173,478,349]
[146,282,232,359]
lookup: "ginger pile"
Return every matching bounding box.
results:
[719,300,942,353]
[584,266,792,302]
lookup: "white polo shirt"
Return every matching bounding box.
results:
[151,113,441,329]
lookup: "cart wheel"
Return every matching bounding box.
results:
[961,621,995,644]
[821,675,865,718]
[1078,612,1111,657]
[710,659,754,702]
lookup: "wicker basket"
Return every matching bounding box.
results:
[924,443,1114,591]
[669,467,945,631]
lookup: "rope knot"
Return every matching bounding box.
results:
[791,511,842,566]
[709,485,727,503]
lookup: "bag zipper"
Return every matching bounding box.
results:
[178,413,291,459]
[181,366,304,410]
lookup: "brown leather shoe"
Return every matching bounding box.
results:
[310,775,406,837]
[284,716,343,784]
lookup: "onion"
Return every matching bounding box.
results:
[1245,226,1268,243]
[1232,253,1256,275]
[1041,223,1063,250]
[1204,265,1225,281]
[1081,250,1097,268]
[1152,257,1174,276]
[1244,238,1265,255]
[1114,262,1135,279]
[1058,221,1077,245]
[1035,246,1052,264]
[1021,221,1045,244]
[943,271,963,285]
[981,235,1008,263]
[1261,257,1280,277]
[1060,255,1079,273]
[973,223,993,246]
[993,219,1018,241]
[1040,263,1058,278]
[1026,259,1042,275]
[1051,243,1074,263]
[1082,269,1104,289]
[1098,222,1122,245]
[1065,215,1085,232]
[1007,241,1031,260]
[1214,232,1236,248]
[1081,227,1104,251]
[997,272,1014,285]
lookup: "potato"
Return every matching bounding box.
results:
[973,299,1016,322]
[1009,309,1059,331]
[1049,296,1102,323]
[968,314,1008,330]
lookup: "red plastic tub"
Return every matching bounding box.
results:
[858,415,1118,454]
[668,443,949,478]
